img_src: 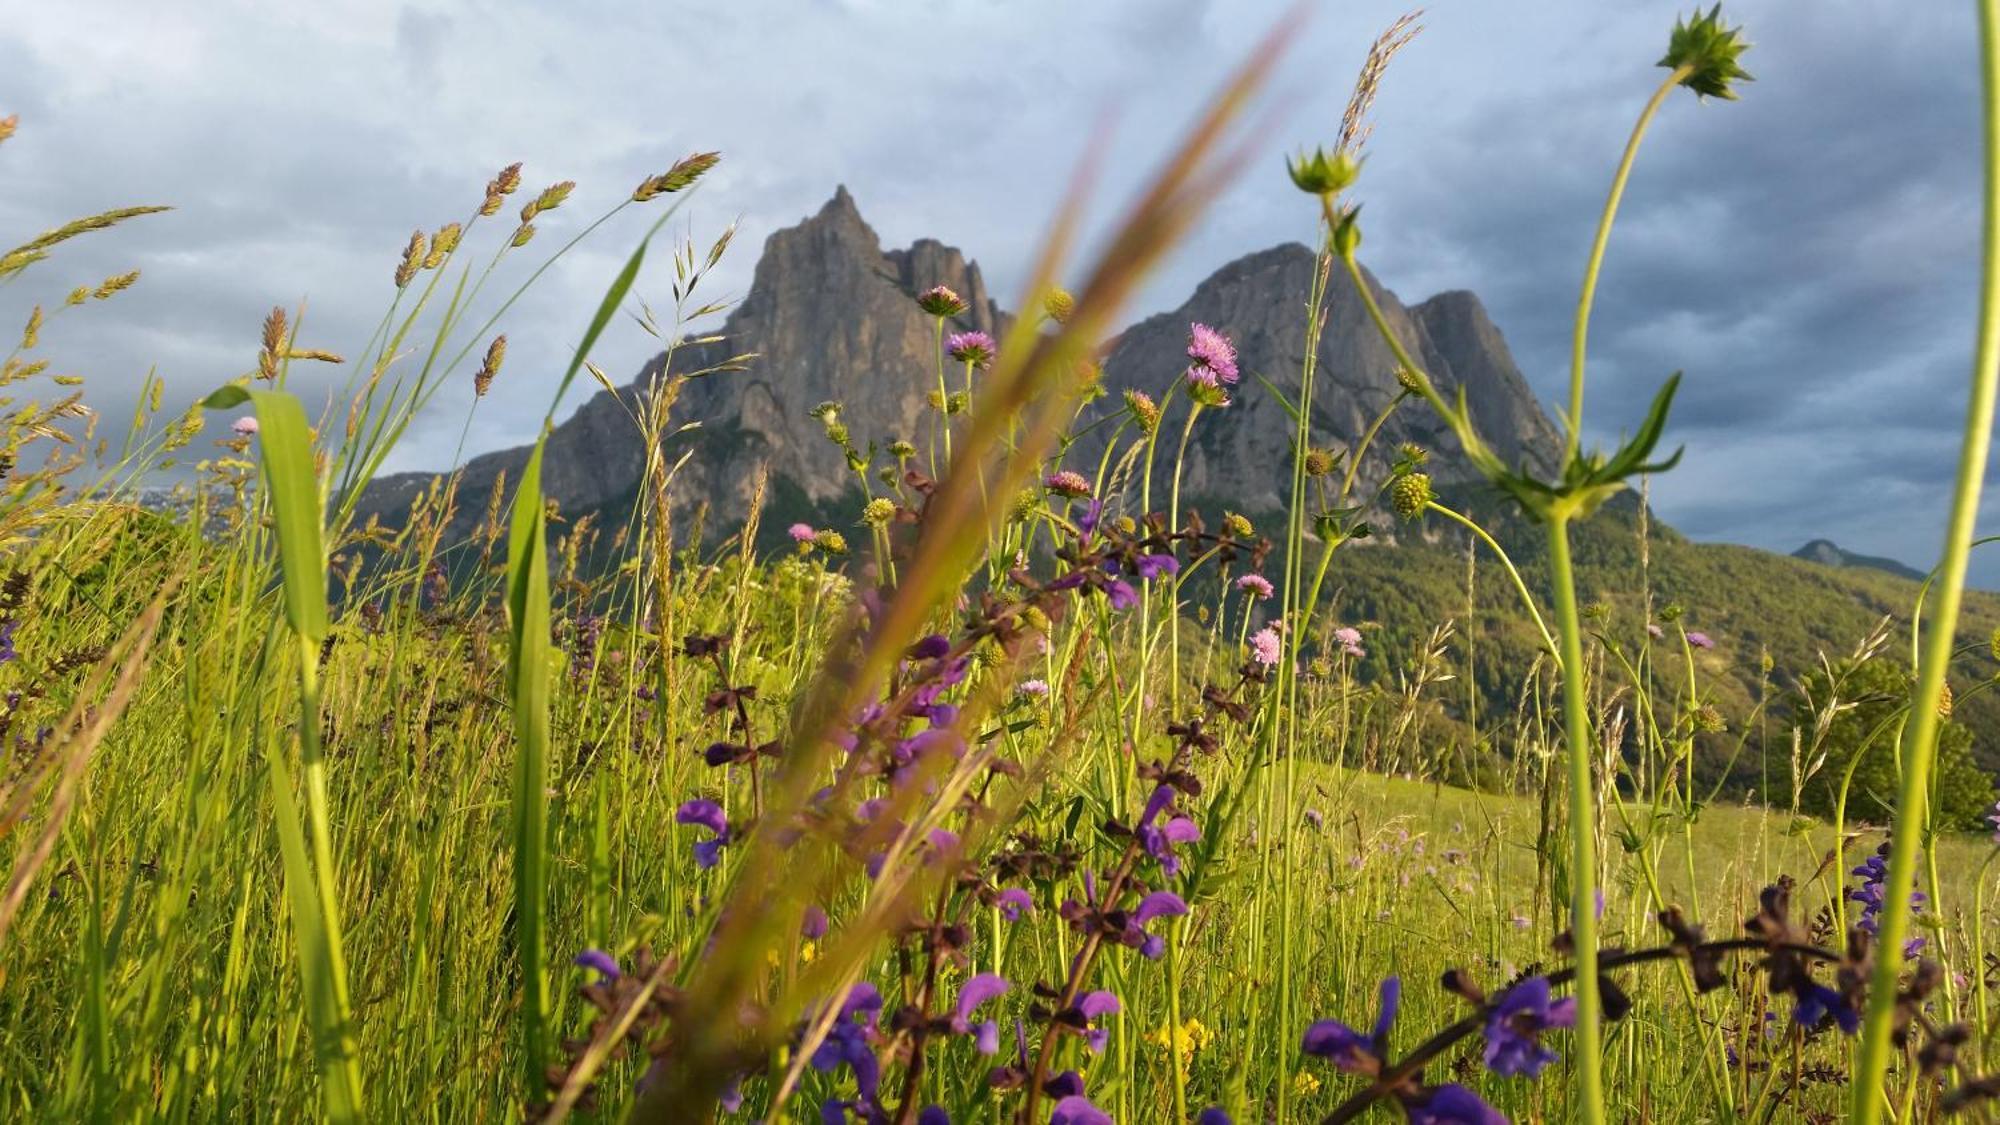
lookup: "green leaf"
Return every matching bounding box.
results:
[505,439,553,1091]
[203,386,328,642]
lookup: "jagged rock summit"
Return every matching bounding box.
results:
[363,187,1562,539]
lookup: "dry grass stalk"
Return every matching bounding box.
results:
[1338,9,1425,156]
[474,335,507,398]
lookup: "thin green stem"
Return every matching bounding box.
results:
[1851,1,2000,1115]
[1425,500,1558,663]
[1565,67,1689,464]
[1547,514,1605,1124]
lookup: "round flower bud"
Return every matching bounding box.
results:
[1397,443,1429,466]
[864,497,896,526]
[1010,489,1041,522]
[1223,512,1254,539]
[1393,366,1424,395]
[1286,146,1362,196]
[1044,287,1075,324]
[917,285,969,317]
[1020,606,1051,634]
[1390,472,1433,520]
[812,530,849,556]
[1938,680,1954,719]
[1124,389,1160,435]
[1304,448,1336,478]
[889,440,917,461]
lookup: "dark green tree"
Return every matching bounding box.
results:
[1788,657,1995,831]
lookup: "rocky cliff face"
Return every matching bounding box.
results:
[1081,244,1561,513]
[361,188,1560,539]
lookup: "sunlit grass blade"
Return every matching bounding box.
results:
[200,383,363,1121]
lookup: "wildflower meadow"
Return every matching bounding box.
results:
[5,5,2000,1124]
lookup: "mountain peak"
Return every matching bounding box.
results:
[1792,539,1925,581]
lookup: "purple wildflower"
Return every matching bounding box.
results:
[1186,322,1239,384]
[1076,990,1121,1053]
[1128,890,1189,959]
[1646,622,1664,639]
[1250,627,1282,667]
[946,330,996,369]
[1106,580,1139,612]
[1076,498,1103,537]
[676,798,731,869]
[1045,470,1092,499]
[995,887,1035,921]
[908,633,952,661]
[1135,553,1179,581]
[0,620,14,665]
[1017,679,1050,698]
[1795,982,1860,1034]
[788,522,817,544]
[916,1108,951,1125]
[1303,976,1399,1074]
[951,973,1011,1054]
[810,983,884,1106]
[1407,1085,1507,1124]
[917,284,968,317]
[1333,625,1365,658]
[1481,976,1576,1078]
[1050,1096,1114,1125]
[802,905,830,940]
[1136,785,1201,876]
[573,948,620,980]
[1197,1109,1233,1125]
[1236,573,1274,599]
[232,415,259,437]
[1686,630,1714,649]
[1989,799,2000,844]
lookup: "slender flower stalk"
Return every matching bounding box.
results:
[1851,0,2000,1115]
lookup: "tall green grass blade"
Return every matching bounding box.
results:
[200,384,362,1120]
[505,439,553,1092]
[500,206,673,1097]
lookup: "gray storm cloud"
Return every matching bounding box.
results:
[0,0,1989,578]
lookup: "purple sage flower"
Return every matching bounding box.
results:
[1135,553,1179,581]
[1303,976,1399,1074]
[676,798,731,869]
[1482,976,1575,1078]
[573,948,620,980]
[1197,1109,1233,1125]
[1050,1096,1113,1125]
[951,973,1011,1054]
[995,887,1034,921]
[1407,1084,1507,1124]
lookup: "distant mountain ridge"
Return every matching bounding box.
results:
[1792,538,1926,582]
[360,186,1560,536]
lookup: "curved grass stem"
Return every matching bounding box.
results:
[1850,0,2000,1116]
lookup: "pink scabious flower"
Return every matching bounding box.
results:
[787,522,817,544]
[232,415,260,437]
[1018,678,1050,697]
[917,284,968,317]
[1045,470,1092,499]
[1332,625,1364,658]
[1686,630,1714,649]
[1186,322,1238,384]
[946,330,996,369]
[1646,623,1664,639]
[1250,626,1282,667]
[1235,574,1274,600]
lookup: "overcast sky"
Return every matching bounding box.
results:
[3,0,1993,580]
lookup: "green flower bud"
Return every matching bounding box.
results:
[863,497,896,526]
[1397,443,1428,466]
[1223,512,1254,539]
[1390,471,1433,520]
[1010,489,1041,522]
[1332,204,1363,257]
[812,530,849,556]
[1304,448,1337,478]
[1020,605,1051,635]
[888,440,917,461]
[947,390,970,416]
[1659,5,1753,101]
[1286,146,1362,196]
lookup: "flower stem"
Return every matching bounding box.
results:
[1850,0,2000,1116]
[1546,512,1605,1124]
[1564,67,1688,463]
